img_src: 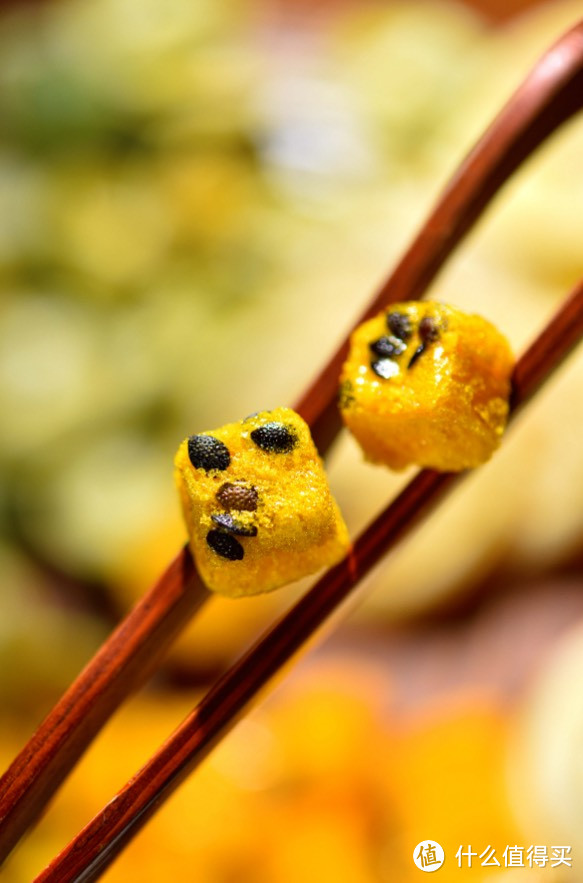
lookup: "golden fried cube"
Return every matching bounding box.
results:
[339,302,513,472]
[175,407,350,597]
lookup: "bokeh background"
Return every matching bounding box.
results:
[1,0,582,879]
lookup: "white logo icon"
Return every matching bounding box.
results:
[413,840,445,872]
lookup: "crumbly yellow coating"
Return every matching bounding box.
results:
[339,302,514,472]
[174,407,350,597]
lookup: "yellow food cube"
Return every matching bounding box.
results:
[175,407,350,597]
[339,302,514,472]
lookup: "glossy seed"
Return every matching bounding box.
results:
[386,311,412,341]
[206,529,244,560]
[211,513,258,536]
[419,316,440,343]
[369,335,406,358]
[250,422,297,453]
[371,358,397,379]
[216,482,258,511]
[407,344,426,369]
[188,435,230,471]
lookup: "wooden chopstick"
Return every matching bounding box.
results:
[1,16,582,869]
[36,278,583,882]
[299,19,583,452]
[0,547,208,866]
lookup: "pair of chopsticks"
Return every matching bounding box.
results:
[1,18,582,883]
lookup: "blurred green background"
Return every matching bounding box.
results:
[1,0,583,879]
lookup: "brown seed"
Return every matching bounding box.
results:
[216,482,258,511]
[419,316,440,343]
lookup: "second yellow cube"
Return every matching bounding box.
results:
[339,302,513,472]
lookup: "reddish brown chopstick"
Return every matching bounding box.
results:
[1,16,582,868]
[36,279,583,883]
[300,19,583,452]
[0,548,209,865]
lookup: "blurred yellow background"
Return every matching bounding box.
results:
[1,0,582,879]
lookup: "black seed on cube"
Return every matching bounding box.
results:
[211,513,258,536]
[419,316,440,343]
[216,482,258,511]
[188,435,230,471]
[407,344,426,369]
[206,529,244,560]
[386,311,412,341]
[250,422,297,453]
[369,335,406,358]
[371,358,397,379]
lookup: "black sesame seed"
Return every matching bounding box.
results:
[187,435,230,472]
[216,482,258,511]
[419,316,440,343]
[206,529,244,561]
[369,335,406,358]
[211,513,258,536]
[407,344,426,369]
[371,358,397,379]
[386,311,412,341]
[250,422,297,453]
